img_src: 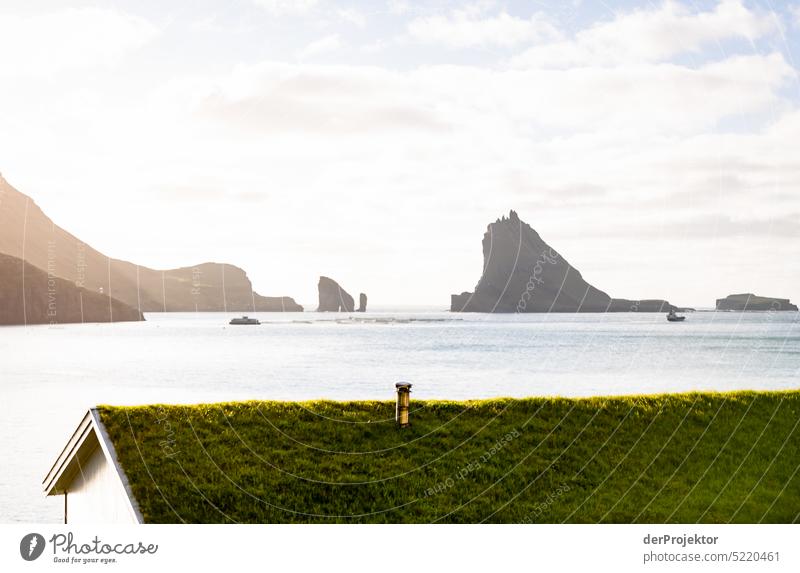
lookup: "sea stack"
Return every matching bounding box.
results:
[451,210,675,313]
[716,294,798,311]
[358,293,367,312]
[317,276,355,312]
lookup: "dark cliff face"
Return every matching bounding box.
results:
[0,253,143,325]
[0,175,302,312]
[357,293,367,312]
[317,276,355,312]
[451,210,674,313]
[716,294,798,311]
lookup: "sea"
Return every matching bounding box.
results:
[1,308,798,522]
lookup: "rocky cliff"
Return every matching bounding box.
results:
[0,253,143,325]
[0,175,302,312]
[317,276,355,312]
[716,294,798,311]
[358,293,367,312]
[451,210,675,313]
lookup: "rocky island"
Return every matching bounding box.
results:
[0,253,143,325]
[451,210,675,313]
[317,276,359,312]
[0,174,302,314]
[716,294,798,311]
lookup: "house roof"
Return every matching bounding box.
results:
[76,391,800,524]
[42,408,143,523]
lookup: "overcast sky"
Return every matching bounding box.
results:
[1,0,798,307]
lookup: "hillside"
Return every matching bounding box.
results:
[0,175,301,312]
[0,253,143,325]
[98,390,799,523]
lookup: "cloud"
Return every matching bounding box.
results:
[511,0,776,68]
[155,184,229,202]
[387,0,411,15]
[147,50,795,250]
[0,7,157,78]
[337,8,366,28]
[473,53,789,135]
[612,214,800,239]
[408,7,559,49]
[190,62,448,134]
[169,49,790,141]
[253,1,365,27]
[253,0,320,16]
[298,34,343,59]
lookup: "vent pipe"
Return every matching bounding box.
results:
[395,382,412,428]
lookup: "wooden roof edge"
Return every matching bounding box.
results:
[42,408,143,524]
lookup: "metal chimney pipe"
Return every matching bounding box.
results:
[395,382,412,428]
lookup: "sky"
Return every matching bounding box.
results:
[0,0,798,308]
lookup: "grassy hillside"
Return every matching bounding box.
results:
[98,391,800,523]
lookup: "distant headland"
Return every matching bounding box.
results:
[0,174,301,325]
[716,293,798,312]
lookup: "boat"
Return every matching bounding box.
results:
[229,316,260,325]
[666,311,685,322]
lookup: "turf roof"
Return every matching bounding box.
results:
[97,391,800,523]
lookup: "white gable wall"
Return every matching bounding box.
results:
[66,445,139,524]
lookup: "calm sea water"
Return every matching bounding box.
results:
[1,309,798,522]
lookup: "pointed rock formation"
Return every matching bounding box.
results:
[317,276,355,312]
[451,210,675,313]
[0,253,143,325]
[716,294,798,311]
[358,293,367,312]
[0,175,302,312]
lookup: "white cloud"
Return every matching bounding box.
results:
[408,7,559,49]
[192,15,220,32]
[185,52,790,139]
[0,7,157,78]
[253,1,365,27]
[253,0,320,16]
[145,51,798,223]
[387,0,411,15]
[297,34,343,59]
[337,7,366,28]
[512,0,776,68]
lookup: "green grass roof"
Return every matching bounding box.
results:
[97,391,800,523]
